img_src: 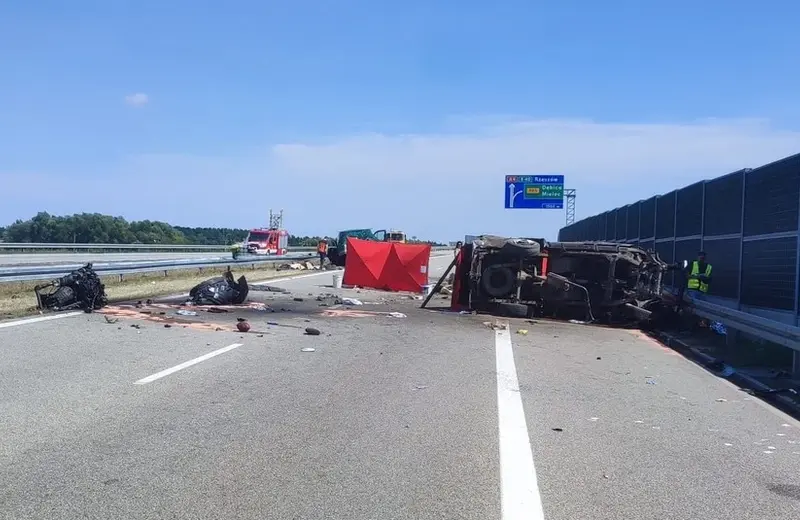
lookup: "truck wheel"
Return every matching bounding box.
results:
[481,265,515,298]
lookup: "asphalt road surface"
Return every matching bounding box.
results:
[1,254,799,519]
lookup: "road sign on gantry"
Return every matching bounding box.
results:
[504,175,565,209]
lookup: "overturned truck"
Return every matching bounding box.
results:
[458,237,677,326]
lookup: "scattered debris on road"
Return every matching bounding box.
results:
[236,319,251,332]
[483,321,507,330]
[301,347,316,352]
[35,263,108,312]
[278,261,340,272]
[304,327,321,335]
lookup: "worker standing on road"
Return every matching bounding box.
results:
[317,239,328,268]
[454,241,463,258]
[686,251,713,300]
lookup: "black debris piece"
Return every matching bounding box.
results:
[34,263,108,312]
[249,285,290,293]
[189,270,249,305]
[305,327,321,336]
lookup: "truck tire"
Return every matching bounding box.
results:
[481,265,515,298]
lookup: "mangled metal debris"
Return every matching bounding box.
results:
[189,270,249,305]
[35,263,108,312]
[444,236,678,326]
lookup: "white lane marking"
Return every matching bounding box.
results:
[495,326,546,520]
[134,343,244,385]
[0,311,84,330]
[253,270,332,285]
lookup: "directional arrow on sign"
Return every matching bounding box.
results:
[508,183,523,208]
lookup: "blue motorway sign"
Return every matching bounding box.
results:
[504,175,564,209]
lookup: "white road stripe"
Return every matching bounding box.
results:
[134,343,244,385]
[0,311,84,329]
[253,270,332,284]
[495,327,546,520]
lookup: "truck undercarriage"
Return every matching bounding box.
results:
[461,237,678,326]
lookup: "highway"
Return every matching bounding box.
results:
[1,254,799,519]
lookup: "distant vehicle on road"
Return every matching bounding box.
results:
[385,230,407,243]
[326,228,407,266]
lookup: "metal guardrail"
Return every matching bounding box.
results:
[0,248,451,283]
[0,254,315,283]
[690,298,800,352]
[0,242,315,252]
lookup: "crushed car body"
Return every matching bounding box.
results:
[189,270,249,305]
[35,263,108,312]
[458,236,677,326]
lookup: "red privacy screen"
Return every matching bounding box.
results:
[342,238,431,293]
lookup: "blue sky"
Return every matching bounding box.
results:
[2,0,800,241]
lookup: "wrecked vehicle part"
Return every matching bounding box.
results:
[189,270,249,305]
[35,263,108,312]
[543,242,676,325]
[541,272,596,322]
[467,236,546,318]
[249,284,290,293]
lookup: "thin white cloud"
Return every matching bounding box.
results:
[2,117,799,240]
[270,118,800,186]
[124,93,149,107]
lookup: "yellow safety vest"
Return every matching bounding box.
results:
[688,261,712,293]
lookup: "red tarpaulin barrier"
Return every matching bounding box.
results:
[343,238,431,292]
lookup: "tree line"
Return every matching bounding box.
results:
[0,212,441,247]
[0,212,323,246]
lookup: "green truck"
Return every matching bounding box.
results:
[326,228,407,267]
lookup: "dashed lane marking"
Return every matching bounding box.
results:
[134,343,244,385]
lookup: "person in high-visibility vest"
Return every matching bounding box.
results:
[317,239,328,268]
[686,251,712,299]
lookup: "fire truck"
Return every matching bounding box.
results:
[243,210,289,255]
[244,228,289,255]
